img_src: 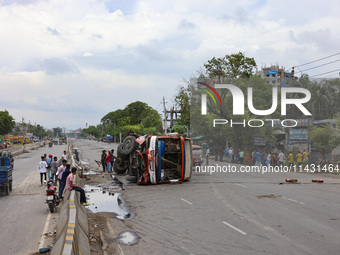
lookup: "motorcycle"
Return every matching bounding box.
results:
[46,180,59,213]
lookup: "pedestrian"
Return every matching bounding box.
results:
[251,149,256,165]
[101,150,106,172]
[106,151,112,172]
[278,151,286,166]
[296,151,303,168]
[205,147,210,165]
[239,149,244,164]
[234,147,239,163]
[302,150,309,169]
[266,152,271,167]
[66,167,90,206]
[62,151,67,160]
[39,156,48,186]
[50,156,58,182]
[59,164,71,199]
[46,154,53,180]
[229,147,233,163]
[288,151,294,169]
[74,149,80,164]
[254,149,262,167]
[57,159,67,193]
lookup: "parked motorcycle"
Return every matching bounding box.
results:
[46,180,59,213]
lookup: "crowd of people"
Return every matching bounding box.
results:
[206,146,309,168]
[38,149,89,206]
[100,149,116,172]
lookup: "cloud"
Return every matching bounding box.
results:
[41,58,79,75]
[1,0,340,129]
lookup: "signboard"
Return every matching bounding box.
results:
[254,137,266,146]
[289,129,308,140]
[288,140,309,152]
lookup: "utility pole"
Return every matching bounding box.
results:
[163,97,168,134]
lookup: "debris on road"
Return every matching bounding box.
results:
[312,179,324,183]
[285,178,298,183]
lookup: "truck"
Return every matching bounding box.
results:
[0,153,13,195]
[113,130,193,184]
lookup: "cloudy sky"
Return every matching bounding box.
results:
[1,0,340,130]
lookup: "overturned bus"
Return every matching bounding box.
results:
[114,131,193,184]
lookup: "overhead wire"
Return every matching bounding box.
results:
[294,52,340,68]
[309,68,340,78]
[296,58,340,73]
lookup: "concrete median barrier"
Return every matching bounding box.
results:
[51,139,91,255]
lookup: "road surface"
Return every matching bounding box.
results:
[72,139,340,254]
[0,144,66,255]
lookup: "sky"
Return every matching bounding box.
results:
[1,0,340,130]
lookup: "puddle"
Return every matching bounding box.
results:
[84,184,134,220]
[80,160,89,165]
[116,231,140,245]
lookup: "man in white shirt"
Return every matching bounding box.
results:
[278,151,286,166]
[206,148,210,165]
[39,156,48,186]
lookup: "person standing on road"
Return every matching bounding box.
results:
[74,149,80,164]
[278,151,286,166]
[206,147,210,165]
[239,149,244,164]
[62,151,67,160]
[288,151,294,169]
[229,147,233,163]
[101,150,107,172]
[266,152,271,167]
[57,159,67,188]
[66,167,90,206]
[254,150,262,168]
[50,156,58,182]
[46,154,53,180]
[39,156,48,186]
[106,151,112,172]
[302,150,309,169]
[59,164,71,199]
[296,151,303,168]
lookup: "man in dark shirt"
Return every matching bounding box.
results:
[101,150,106,172]
[59,164,71,199]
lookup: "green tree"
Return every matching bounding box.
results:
[101,101,162,138]
[204,51,257,81]
[0,111,15,135]
[309,122,340,163]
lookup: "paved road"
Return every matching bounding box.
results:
[74,139,340,255]
[0,144,66,255]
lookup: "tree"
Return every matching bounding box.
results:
[0,111,15,135]
[204,51,257,81]
[101,101,162,138]
[309,121,340,164]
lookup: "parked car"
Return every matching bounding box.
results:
[192,145,203,167]
[114,130,193,184]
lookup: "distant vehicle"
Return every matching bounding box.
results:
[114,130,193,184]
[192,145,203,167]
[0,153,13,195]
[8,136,30,144]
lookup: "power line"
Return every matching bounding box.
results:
[295,52,340,68]
[310,69,340,78]
[296,58,340,73]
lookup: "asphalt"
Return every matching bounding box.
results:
[74,139,340,255]
[0,143,65,255]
